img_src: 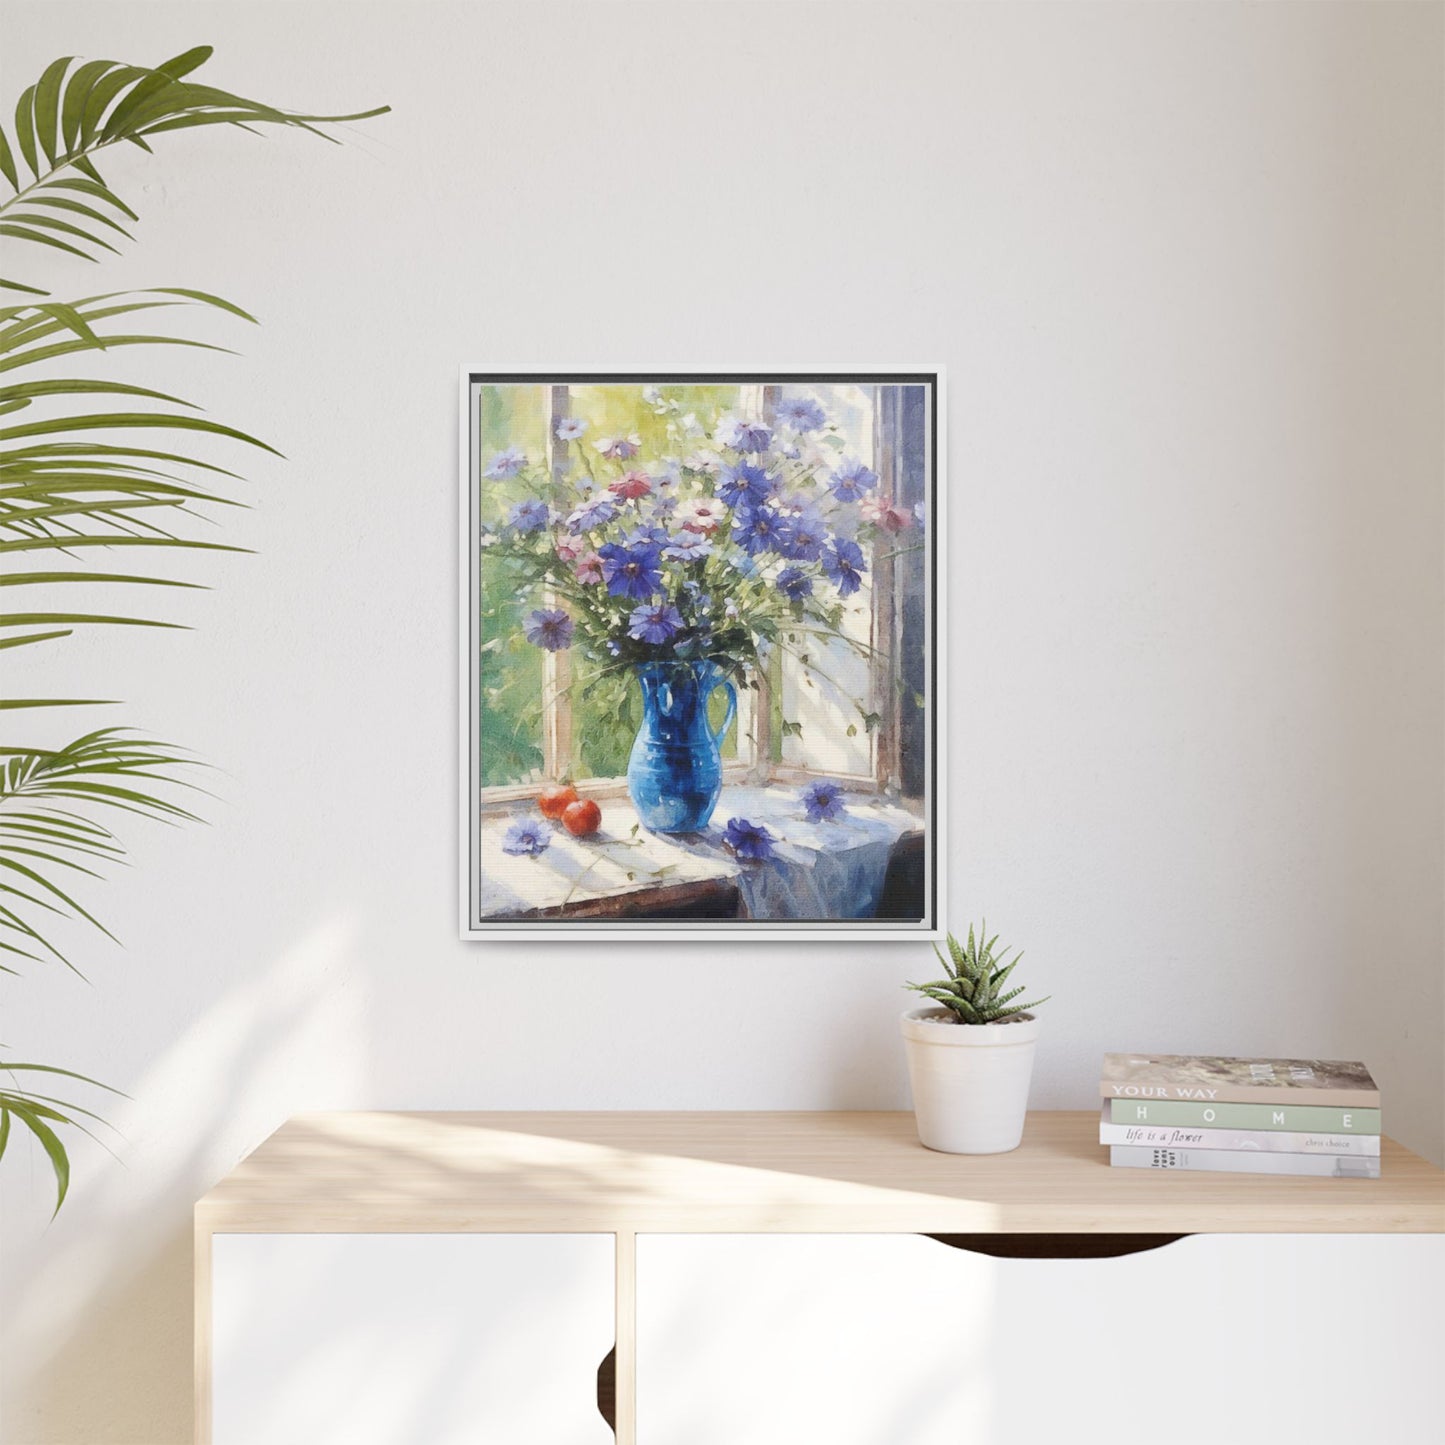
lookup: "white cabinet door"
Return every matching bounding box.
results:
[212,1233,614,1445]
[636,1233,1444,1445]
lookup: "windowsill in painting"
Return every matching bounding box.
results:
[477,782,924,922]
[476,765,885,813]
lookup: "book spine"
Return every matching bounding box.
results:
[1110,1146,1380,1179]
[1100,1082,1379,1108]
[1108,1099,1380,1133]
[1099,1121,1380,1156]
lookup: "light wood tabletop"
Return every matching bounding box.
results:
[195,1109,1445,1235]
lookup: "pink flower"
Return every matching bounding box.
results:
[861,496,912,533]
[555,536,583,563]
[609,471,653,501]
[678,499,725,535]
[573,551,604,585]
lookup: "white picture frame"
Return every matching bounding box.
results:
[458,371,946,942]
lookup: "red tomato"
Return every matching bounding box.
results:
[562,798,602,837]
[538,784,579,820]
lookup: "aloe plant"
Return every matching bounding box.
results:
[0,46,386,1210]
[906,922,1050,1025]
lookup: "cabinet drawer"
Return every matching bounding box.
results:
[636,1232,1444,1445]
[212,1232,614,1445]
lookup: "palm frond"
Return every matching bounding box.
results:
[0,730,201,972]
[0,45,385,1214]
[1,48,388,294]
[0,1058,126,1213]
[0,288,264,706]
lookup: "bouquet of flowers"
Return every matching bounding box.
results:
[480,389,917,694]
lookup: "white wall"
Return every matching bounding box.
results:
[2,2,1441,1441]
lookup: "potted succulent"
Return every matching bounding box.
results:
[901,924,1050,1154]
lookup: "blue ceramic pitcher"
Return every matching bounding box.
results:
[627,660,737,833]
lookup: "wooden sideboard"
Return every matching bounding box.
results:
[195,1110,1445,1444]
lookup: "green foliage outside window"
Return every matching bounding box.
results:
[476,383,742,784]
[476,385,545,786]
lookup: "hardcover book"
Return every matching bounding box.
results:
[1097,1105,1380,1156]
[1108,1099,1380,1133]
[1110,1145,1380,1179]
[1099,1053,1378,1107]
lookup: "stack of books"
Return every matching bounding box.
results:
[1099,1053,1381,1178]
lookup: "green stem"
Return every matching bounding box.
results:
[774,638,864,712]
[0,146,110,219]
[786,622,890,663]
[875,542,925,564]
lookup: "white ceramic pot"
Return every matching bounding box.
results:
[900,1006,1041,1154]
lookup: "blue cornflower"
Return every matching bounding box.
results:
[651,495,679,519]
[776,565,814,601]
[622,523,670,548]
[822,536,867,596]
[716,462,777,509]
[508,498,550,532]
[599,541,664,600]
[555,417,587,441]
[827,458,879,503]
[776,396,827,432]
[800,779,845,823]
[628,602,685,645]
[728,553,760,580]
[484,447,527,479]
[664,532,712,562]
[773,500,827,561]
[523,608,574,651]
[566,495,618,533]
[717,416,773,454]
[731,501,786,556]
[723,816,776,861]
[501,819,552,856]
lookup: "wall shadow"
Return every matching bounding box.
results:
[2,914,365,1445]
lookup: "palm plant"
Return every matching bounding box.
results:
[906,922,1050,1025]
[0,46,386,1210]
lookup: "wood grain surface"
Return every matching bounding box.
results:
[196,1110,1445,1235]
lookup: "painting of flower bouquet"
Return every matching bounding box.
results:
[461,373,941,939]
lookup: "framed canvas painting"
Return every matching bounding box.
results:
[459,372,944,940]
